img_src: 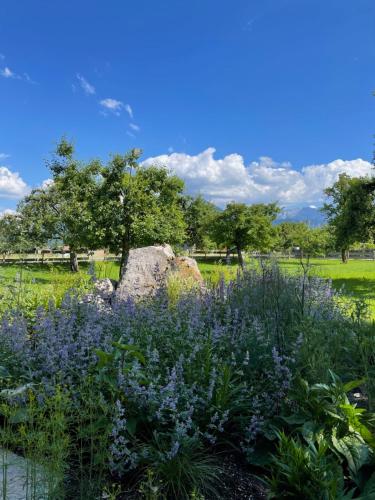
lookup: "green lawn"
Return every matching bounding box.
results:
[0,256,374,317]
[197,256,375,318]
[0,260,120,312]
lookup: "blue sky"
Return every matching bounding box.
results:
[0,0,374,211]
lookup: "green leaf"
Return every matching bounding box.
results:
[343,378,366,393]
[362,472,375,495]
[301,421,324,442]
[94,349,114,368]
[112,342,146,365]
[331,432,370,480]
[280,414,306,425]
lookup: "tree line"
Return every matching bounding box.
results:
[0,139,372,275]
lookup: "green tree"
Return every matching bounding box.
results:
[276,221,310,256]
[19,139,101,272]
[181,195,219,252]
[276,222,333,258]
[323,174,375,262]
[211,202,280,268]
[95,149,186,278]
[0,213,31,259]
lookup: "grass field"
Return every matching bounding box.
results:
[197,256,375,318]
[0,256,374,317]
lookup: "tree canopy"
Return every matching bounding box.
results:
[94,149,186,277]
[211,202,280,268]
[276,221,334,258]
[323,174,375,262]
[19,139,101,271]
[181,195,218,252]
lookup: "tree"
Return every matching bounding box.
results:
[19,139,101,272]
[95,149,186,278]
[276,221,334,258]
[323,174,375,262]
[0,213,31,259]
[276,221,310,257]
[211,202,280,268]
[181,195,219,252]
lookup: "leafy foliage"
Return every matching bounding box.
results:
[181,195,218,252]
[94,149,186,277]
[323,174,375,262]
[211,202,280,267]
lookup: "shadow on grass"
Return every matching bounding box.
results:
[331,277,375,300]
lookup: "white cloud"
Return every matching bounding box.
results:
[125,104,133,119]
[1,67,15,78]
[129,123,140,132]
[0,166,29,199]
[0,54,4,60]
[0,208,16,218]
[0,65,36,83]
[0,153,10,160]
[142,148,374,207]
[100,98,124,116]
[40,178,53,190]
[76,73,95,95]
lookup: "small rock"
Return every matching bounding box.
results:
[93,278,117,301]
[172,256,204,283]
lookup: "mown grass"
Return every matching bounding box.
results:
[1,256,374,316]
[0,261,120,311]
[197,255,375,317]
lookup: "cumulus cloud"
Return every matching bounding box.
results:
[40,178,53,190]
[0,208,16,218]
[142,148,374,207]
[76,73,95,95]
[0,166,29,199]
[100,98,124,116]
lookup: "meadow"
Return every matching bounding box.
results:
[0,256,374,317]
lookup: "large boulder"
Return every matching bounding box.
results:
[115,244,203,302]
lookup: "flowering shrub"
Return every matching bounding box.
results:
[0,263,373,497]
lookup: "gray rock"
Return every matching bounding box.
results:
[115,245,204,303]
[93,278,117,301]
[0,448,57,499]
[115,244,176,302]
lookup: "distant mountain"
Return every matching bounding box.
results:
[276,206,326,227]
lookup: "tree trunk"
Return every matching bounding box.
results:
[70,250,79,272]
[236,244,244,269]
[341,248,349,263]
[119,237,130,279]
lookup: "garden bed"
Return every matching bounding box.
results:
[0,264,374,498]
